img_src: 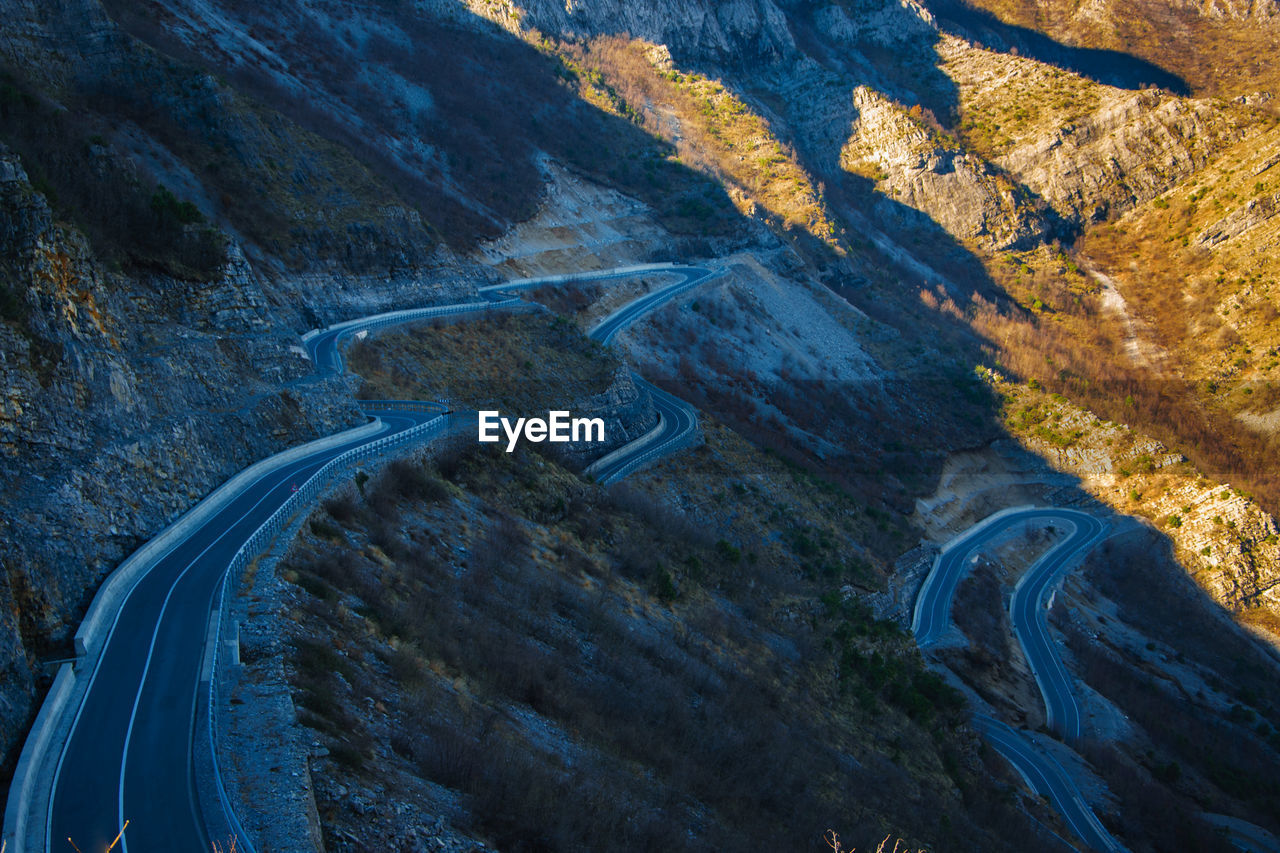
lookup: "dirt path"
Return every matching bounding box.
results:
[1085,262,1172,375]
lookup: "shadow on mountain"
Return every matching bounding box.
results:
[782,2,962,128]
[97,0,749,261]
[24,2,1280,849]
[921,0,1190,94]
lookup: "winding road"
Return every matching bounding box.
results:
[975,714,1119,853]
[584,379,699,485]
[586,266,722,345]
[4,263,719,853]
[913,506,1121,851]
[914,506,1106,740]
[579,266,721,483]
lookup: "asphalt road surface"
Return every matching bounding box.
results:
[975,714,1122,852]
[913,507,1105,739]
[580,266,718,481]
[586,377,697,484]
[589,266,720,345]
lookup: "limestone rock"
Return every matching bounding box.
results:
[1000,90,1254,224]
[843,87,1050,251]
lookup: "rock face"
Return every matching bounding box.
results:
[1197,0,1280,20]
[0,144,363,770]
[556,366,658,466]
[485,0,798,64]
[999,90,1257,225]
[842,87,1050,251]
[480,162,675,278]
[810,0,938,49]
[1197,189,1280,247]
[998,381,1280,618]
[0,0,124,92]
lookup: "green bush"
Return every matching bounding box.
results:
[310,519,343,540]
[715,538,742,564]
[651,566,678,603]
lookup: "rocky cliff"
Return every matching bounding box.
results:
[842,86,1049,251]
[462,0,798,64]
[999,89,1263,225]
[559,366,660,465]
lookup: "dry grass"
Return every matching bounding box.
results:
[65,820,129,853]
[941,36,1103,158]
[347,312,620,414]
[1009,115,1280,513]
[951,237,1280,516]
[825,830,925,853]
[1080,118,1280,384]
[549,36,845,251]
[960,0,1280,99]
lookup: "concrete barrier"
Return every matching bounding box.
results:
[2,662,77,853]
[73,418,385,657]
[584,414,667,479]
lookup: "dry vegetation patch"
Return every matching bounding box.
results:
[633,418,913,566]
[348,311,620,414]
[959,0,1280,98]
[273,444,1058,851]
[941,36,1104,159]
[1080,120,1280,385]
[1053,119,1280,509]
[549,36,846,252]
[955,234,1280,517]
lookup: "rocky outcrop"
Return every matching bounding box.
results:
[999,90,1259,225]
[0,0,483,782]
[811,0,938,49]
[470,0,798,65]
[1197,189,1280,247]
[0,145,369,770]
[479,161,675,279]
[842,87,1050,251]
[0,0,124,94]
[1195,0,1280,22]
[556,366,658,466]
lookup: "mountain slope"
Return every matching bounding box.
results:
[3,0,1280,850]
